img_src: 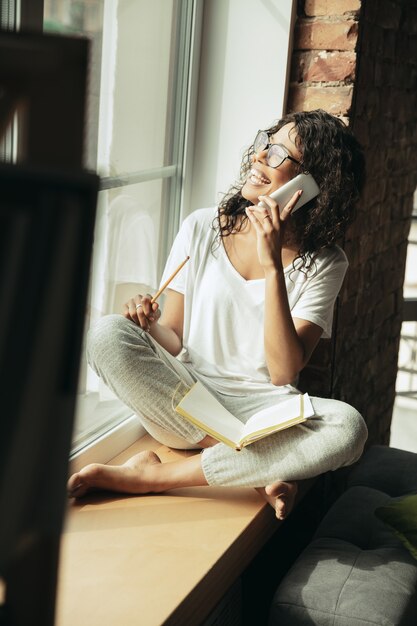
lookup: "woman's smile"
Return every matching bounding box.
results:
[248,166,271,187]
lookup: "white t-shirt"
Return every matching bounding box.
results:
[160,208,348,396]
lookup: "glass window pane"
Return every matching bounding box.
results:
[105,0,175,174]
[43,0,187,452]
[74,179,166,450]
[45,0,176,173]
[90,180,164,320]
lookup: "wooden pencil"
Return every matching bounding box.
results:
[151,256,190,303]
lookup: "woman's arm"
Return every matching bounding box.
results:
[246,191,324,386]
[124,288,184,356]
[264,268,323,385]
[149,289,184,356]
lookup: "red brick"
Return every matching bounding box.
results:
[287,85,353,115]
[291,51,356,82]
[305,50,356,81]
[295,19,359,51]
[304,0,361,17]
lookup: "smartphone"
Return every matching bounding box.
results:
[258,172,320,214]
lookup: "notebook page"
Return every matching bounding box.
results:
[241,393,314,439]
[175,381,243,444]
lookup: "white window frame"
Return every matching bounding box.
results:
[8,0,296,470]
[72,0,204,469]
[6,0,204,468]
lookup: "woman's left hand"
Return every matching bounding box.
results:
[245,189,302,271]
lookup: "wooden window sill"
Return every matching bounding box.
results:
[55,434,313,626]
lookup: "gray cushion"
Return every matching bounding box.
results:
[313,486,405,548]
[269,478,417,625]
[347,445,417,496]
[269,538,417,625]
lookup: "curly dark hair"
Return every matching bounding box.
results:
[213,109,365,269]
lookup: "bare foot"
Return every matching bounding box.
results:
[258,481,298,521]
[67,450,162,499]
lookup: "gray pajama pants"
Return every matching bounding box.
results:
[87,314,368,488]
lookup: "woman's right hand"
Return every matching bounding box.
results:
[123,293,161,332]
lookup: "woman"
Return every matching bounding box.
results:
[68,109,367,520]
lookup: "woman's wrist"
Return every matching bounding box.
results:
[263,263,284,278]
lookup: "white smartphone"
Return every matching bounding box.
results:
[258,172,320,214]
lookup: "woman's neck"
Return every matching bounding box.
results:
[221,214,300,281]
[232,213,299,250]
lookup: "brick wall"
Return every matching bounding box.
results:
[289,0,417,446]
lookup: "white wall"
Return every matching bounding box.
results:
[188,0,295,213]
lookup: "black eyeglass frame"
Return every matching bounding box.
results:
[254,130,302,169]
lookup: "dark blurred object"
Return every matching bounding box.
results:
[0,30,88,168]
[0,29,98,626]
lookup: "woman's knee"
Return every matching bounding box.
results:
[329,399,368,461]
[86,314,138,369]
[312,396,367,453]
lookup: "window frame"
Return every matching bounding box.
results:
[72,0,203,463]
[5,0,204,466]
[6,0,296,468]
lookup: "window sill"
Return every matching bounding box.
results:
[57,434,314,626]
[69,414,146,474]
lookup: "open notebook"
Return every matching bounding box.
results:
[174,381,314,451]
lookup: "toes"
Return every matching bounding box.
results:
[67,473,80,495]
[275,499,287,521]
[265,481,299,520]
[68,484,84,498]
[67,467,100,498]
[67,473,88,498]
[265,484,274,496]
[266,480,298,498]
[266,481,288,498]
